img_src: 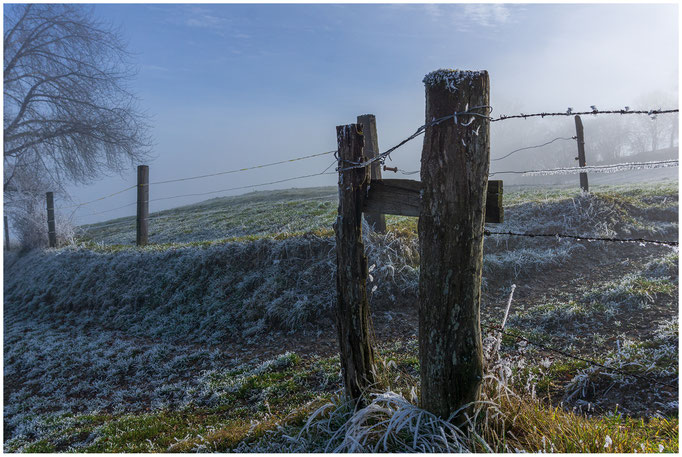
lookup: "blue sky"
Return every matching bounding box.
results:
[62,3,678,224]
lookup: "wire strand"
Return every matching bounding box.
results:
[80,193,339,231]
[484,229,679,247]
[482,323,677,389]
[149,150,336,186]
[491,108,679,122]
[54,185,137,210]
[490,159,679,177]
[492,136,577,161]
[148,171,336,204]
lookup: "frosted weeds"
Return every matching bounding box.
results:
[246,391,475,453]
[564,317,678,416]
[4,184,678,449]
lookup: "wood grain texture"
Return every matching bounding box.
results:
[418,70,489,422]
[46,191,56,248]
[358,114,386,233]
[4,215,9,250]
[136,165,149,246]
[334,123,377,403]
[363,179,503,223]
[574,115,589,192]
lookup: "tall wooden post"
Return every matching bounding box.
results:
[574,115,589,192]
[136,165,149,246]
[358,114,386,234]
[4,215,10,250]
[46,192,56,248]
[334,123,376,402]
[418,69,489,422]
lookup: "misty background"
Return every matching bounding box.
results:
[58,3,678,225]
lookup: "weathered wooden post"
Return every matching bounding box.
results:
[334,123,377,402]
[574,115,589,192]
[46,192,57,248]
[136,165,149,246]
[4,215,10,250]
[418,69,490,422]
[357,114,386,233]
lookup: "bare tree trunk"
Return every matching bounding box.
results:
[418,70,490,423]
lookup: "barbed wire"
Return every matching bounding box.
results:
[336,106,493,172]
[491,108,679,122]
[337,105,677,173]
[490,159,679,177]
[53,106,677,212]
[484,229,679,247]
[492,136,577,161]
[482,323,677,389]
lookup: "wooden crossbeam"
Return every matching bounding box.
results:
[363,179,503,223]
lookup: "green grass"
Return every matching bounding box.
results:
[6,334,678,453]
[72,179,677,251]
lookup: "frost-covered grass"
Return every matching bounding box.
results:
[4,181,679,452]
[6,334,677,453]
[231,334,678,453]
[4,342,341,453]
[564,317,679,417]
[510,249,678,334]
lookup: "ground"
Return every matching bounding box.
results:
[3,180,678,452]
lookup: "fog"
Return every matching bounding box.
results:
[58,3,677,225]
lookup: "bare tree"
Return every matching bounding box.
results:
[4,4,151,246]
[625,91,678,155]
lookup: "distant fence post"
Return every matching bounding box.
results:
[4,215,9,250]
[574,115,589,192]
[357,114,386,233]
[334,123,377,403]
[46,192,56,248]
[418,69,489,423]
[136,165,149,246]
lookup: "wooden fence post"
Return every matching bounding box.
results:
[136,165,149,246]
[357,114,386,233]
[418,69,489,422]
[46,192,56,248]
[334,123,377,402]
[4,215,9,250]
[574,115,589,192]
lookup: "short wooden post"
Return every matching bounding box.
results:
[358,114,386,233]
[418,69,489,422]
[46,192,56,248]
[4,215,10,250]
[334,123,377,402]
[574,115,589,192]
[136,165,149,246]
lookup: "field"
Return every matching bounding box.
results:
[3,179,679,452]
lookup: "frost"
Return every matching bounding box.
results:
[523,160,679,176]
[604,435,612,448]
[422,69,485,93]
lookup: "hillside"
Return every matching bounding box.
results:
[4,181,679,452]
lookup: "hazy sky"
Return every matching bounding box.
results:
[61,2,678,224]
